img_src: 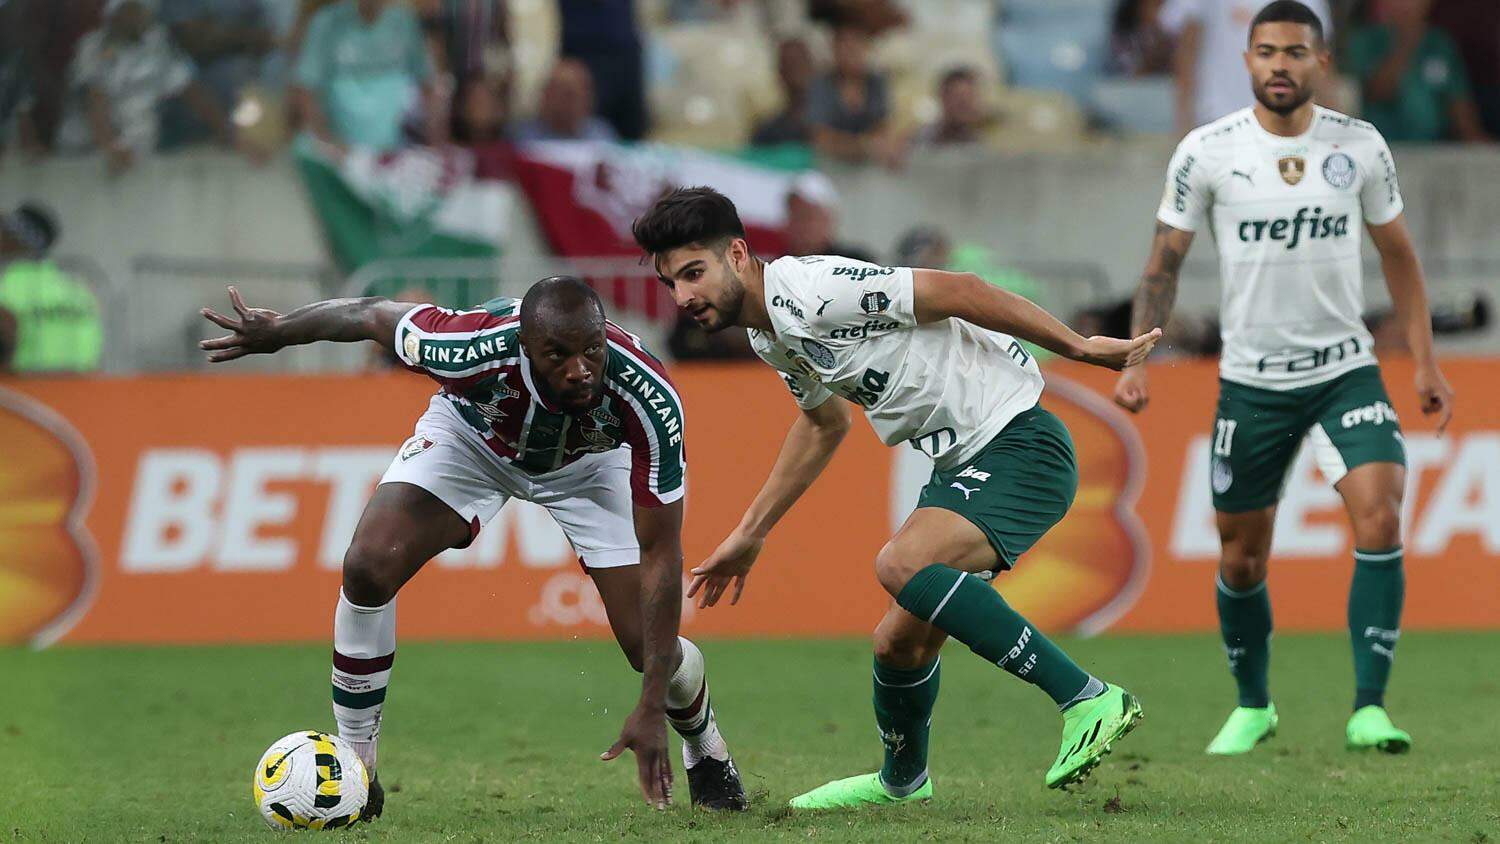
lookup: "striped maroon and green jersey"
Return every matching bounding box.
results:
[393,297,686,507]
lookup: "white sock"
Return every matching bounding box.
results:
[331,590,396,773]
[665,637,729,767]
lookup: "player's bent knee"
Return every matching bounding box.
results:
[873,542,924,597]
[342,540,414,606]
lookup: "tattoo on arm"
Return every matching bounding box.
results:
[1132,222,1185,336]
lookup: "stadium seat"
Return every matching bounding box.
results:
[645,24,775,148]
[994,1,1110,107]
[1090,77,1175,135]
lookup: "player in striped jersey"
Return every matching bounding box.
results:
[199,277,747,815]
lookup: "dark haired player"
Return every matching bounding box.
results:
[632,186,1162,808]
[1115,1,1454,756]
[200,278,748,814]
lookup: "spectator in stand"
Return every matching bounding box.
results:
[24,0,105,149]
[807,0,906,37]
[807,24,902,167]
[911,66,994,148]
[558,0,646,141]
[294,0,437,152]
[1160,0,1332,134]
[1110,0,1175,76]
[1430,0,1500,136]
[751,37,816,146]
[420,0,509,89]
[511,58,618,142]
[0,0,44,163]
[0,203,103,374]
[450,72,516,178]
[1347,0,1493,143]
[159,0,279,147]
[56,0,235,174]
[451,73,509,146]
[783,172,876,262]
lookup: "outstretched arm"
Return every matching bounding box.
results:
[1114,221,1194,412]
[601,500,685,809]
[1368,214,1454,432]
[688,397,851,608]
[199,286,419,362]
[912,269,1161,370]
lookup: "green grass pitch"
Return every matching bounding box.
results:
[4,633,1497,842]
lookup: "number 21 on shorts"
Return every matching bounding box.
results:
[1213,418,1238,457]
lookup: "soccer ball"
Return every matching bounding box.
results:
[252,731,368,830]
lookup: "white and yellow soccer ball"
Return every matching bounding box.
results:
[252,731,369,830]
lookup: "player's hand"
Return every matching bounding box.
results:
[1078,328,1163,371]
[600,702,672,810]
[199,286,287,362]
[1114,366,1150,413]
[687,529,763,608]
[1415,362,1455,434]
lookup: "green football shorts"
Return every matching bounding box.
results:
[916,404,1079,571]
[1210,365,1406,513]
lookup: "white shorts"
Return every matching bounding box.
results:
[379,396,639,569]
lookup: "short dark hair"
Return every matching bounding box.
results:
[631,186,747,257]
[939,66,978,91]
[1250,0,1325,46]
[520,275,604,334]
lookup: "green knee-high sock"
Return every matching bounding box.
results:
[1216,574,1272,708]
[1349,547,1404,710]
[873,657,940,794]
[895,565,1096,708]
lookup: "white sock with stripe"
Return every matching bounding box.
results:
[665,637,729,767]
[331,590,396,774]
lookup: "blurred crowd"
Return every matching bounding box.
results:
[1,0,1496,175]
[2,0,1498,373]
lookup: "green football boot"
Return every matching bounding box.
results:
[1045,684,1144,789]
[789,772,933,810]
[1346,706,1411,753]
[1206,704,1278,755]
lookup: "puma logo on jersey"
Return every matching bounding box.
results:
[1341,401,1398,429]
[816,295,836,316]
[1238,205,1350,249]
[950,482,980,500]
[1231,168,1255,185]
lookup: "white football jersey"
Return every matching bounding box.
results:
[1157,106,1404,391]
[750,255,1045,470]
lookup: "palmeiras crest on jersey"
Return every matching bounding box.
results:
[1322,152,1356,189]
[1278,156,1306,186]
[800,338,836,369]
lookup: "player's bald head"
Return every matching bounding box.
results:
[520,276,605,340]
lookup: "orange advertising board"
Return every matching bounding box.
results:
[2,358,1496,645]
